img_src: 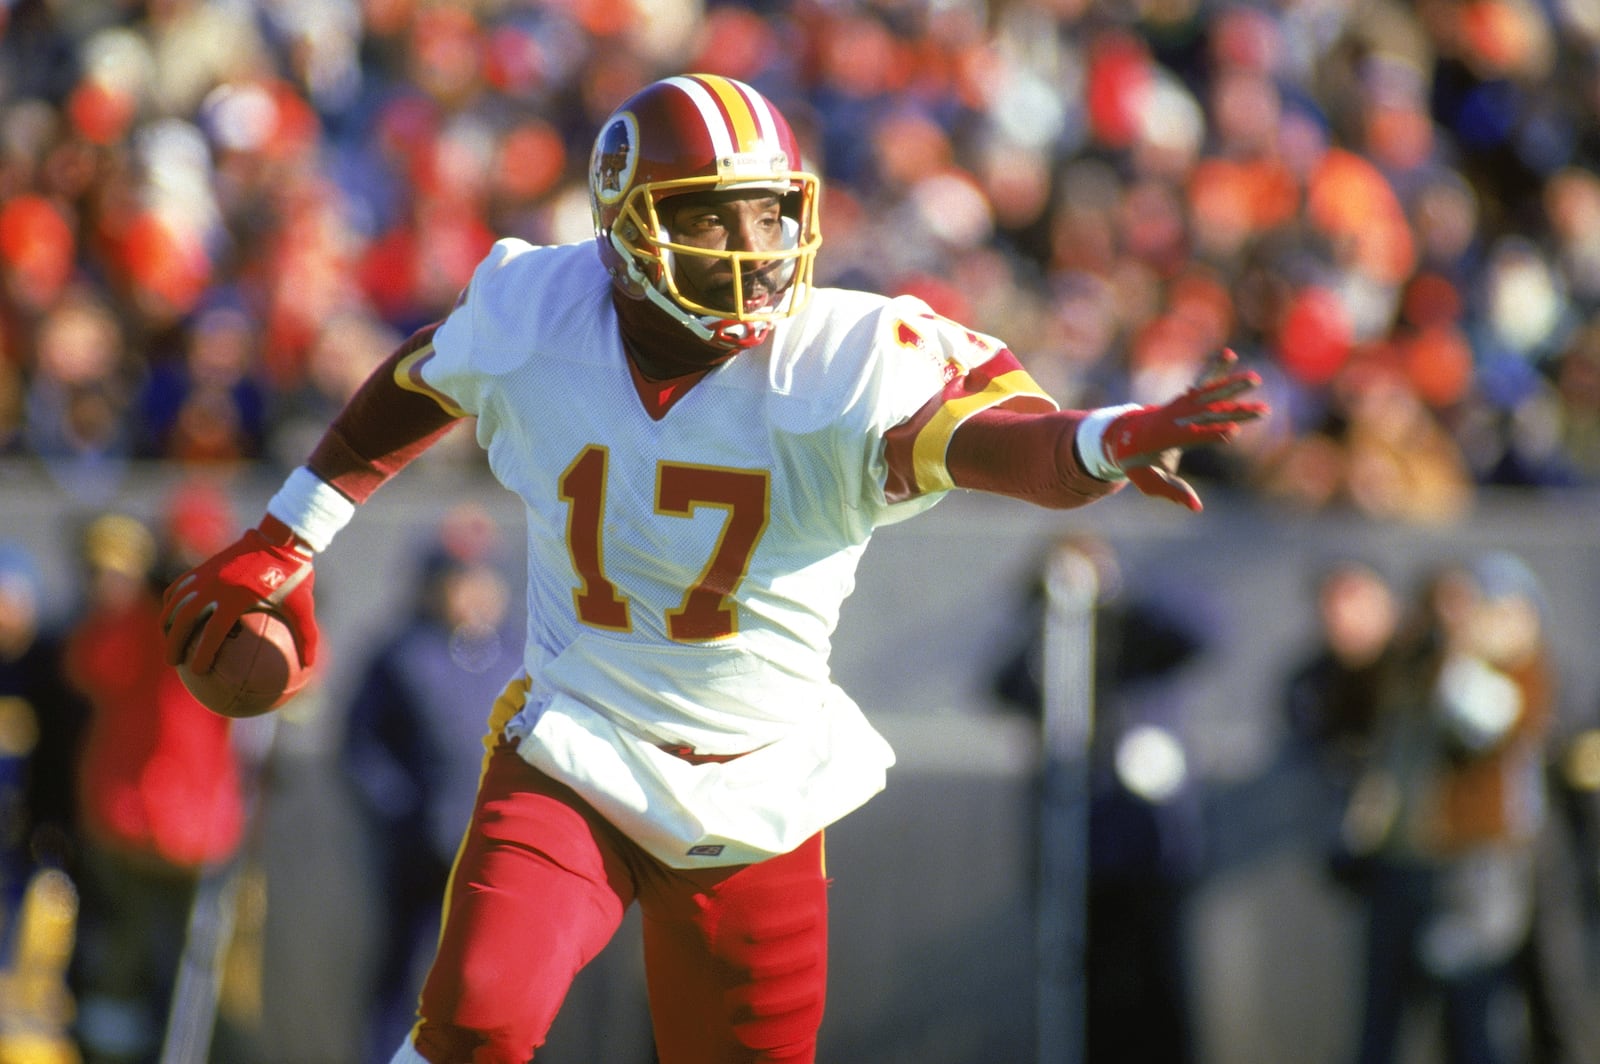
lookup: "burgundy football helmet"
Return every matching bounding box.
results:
[589,74,822,350]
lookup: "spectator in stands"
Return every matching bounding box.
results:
[1281,557,1402,891]
[338,504,523,1064]
[0,539,87,1052]
[1345,554,1557,1064]
[992,532,1213,1064]
[0,0,1599,514]
[0,538,87,935]
[62,510,247,1064]
[136,296,269,465]
[22,288,137,503]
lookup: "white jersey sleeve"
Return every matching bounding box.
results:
[421,238,613,420]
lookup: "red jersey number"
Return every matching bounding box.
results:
[560,445,770,641]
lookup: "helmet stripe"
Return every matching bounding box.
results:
[737,82,784,152]
[663,75,736,158]
[696,75,763,150]
[669,74,779,157]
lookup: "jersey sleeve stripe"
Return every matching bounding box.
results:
[909,370,1056,493]
[394,341,469,418]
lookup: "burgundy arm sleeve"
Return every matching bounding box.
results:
[305,323,464,504]
[945,406,1124,510]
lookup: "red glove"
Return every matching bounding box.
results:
[1100,349,1268,511]
[161,515,319,672]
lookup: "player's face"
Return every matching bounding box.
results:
[662,191,789,316]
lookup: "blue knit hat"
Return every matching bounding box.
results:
[1469,550,1547,616]
[0,541,43,606]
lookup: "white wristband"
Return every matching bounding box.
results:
[266,467,357,553]
[1074,404,1143,482]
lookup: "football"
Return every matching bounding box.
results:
[177,609,308,718]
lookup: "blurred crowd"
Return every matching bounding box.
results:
[992,530,1600,1064]
[0,479,266,1062]
[1282,551,1596,1064]
[0,479,522,1062]
[0,0,1598,522]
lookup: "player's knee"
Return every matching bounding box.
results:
[412,945,568,1063]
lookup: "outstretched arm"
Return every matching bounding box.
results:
[947,349,1267,512]
[297,323,464,509]
[162,324,463,673]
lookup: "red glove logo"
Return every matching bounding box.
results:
[161,518,320,673]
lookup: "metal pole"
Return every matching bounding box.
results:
[159,714,278,1064]
[1036,546,1097,1064]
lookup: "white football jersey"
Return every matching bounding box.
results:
[415,238,1054,866]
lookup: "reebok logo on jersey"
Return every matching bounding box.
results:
[687,844,725,857]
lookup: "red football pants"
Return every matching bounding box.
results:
[410,738,830,1064]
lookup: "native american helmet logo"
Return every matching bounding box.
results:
[592,113,638,206]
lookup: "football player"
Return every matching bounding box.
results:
[162,74,1267,1064]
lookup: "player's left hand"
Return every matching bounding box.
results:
[1104,349,1268,511]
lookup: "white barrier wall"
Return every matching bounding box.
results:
[6,460,1600,1063]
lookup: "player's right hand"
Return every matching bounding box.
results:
[161,515,319,673]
